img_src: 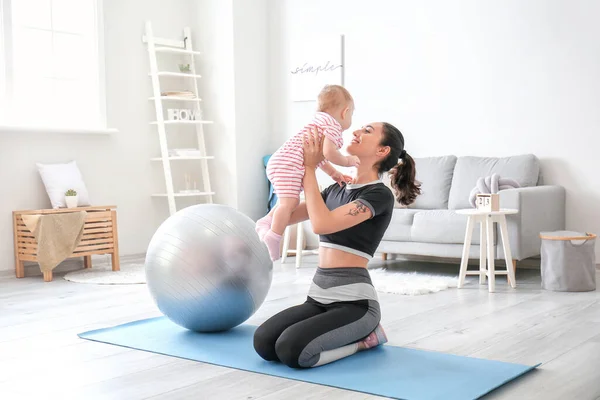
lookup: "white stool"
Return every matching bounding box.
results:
[279,189,325,268]
[281,221,318,269]
[456,208,518,292]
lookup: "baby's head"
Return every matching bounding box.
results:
[317,85,354,130]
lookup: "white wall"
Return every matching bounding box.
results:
[232,0,270,219]
[193,0,270,219]
[267,0,600,258]
[0,0,198,274]
[192,0,238,210]
[0,0,272,274]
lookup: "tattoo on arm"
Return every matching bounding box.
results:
[346,201,368,217]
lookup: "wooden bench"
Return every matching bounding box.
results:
[13,205,120,282]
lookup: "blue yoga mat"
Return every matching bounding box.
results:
[79,317,538,400]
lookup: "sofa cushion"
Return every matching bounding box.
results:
[448,154,540,210]
[381,209,419,241]
[381,155,457,209]
[409,155,457,209]
[410,210,493,245]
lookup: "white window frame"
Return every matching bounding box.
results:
[0,0,115,134]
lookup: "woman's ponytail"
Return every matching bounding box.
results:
[378,123,421,206]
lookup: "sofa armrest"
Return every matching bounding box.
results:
[498,185,566,260]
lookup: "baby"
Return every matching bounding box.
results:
[256,84,358,261]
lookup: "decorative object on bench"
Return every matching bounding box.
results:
[468,173,520,208]
[65,189,78,208]
[36,160,91,209]
[539,231,597,292]
[13,206,120,282]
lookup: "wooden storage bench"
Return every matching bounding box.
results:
[13,205,120,282]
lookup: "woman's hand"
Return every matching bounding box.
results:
[303,127,325,169]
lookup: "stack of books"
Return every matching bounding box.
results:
[160,90,196,98]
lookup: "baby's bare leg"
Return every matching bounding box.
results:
[262,197,300,261]
[271,197,300,235]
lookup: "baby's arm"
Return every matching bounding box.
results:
[323,137,359,167]
[320,161,354,186]
[320,161,337,177]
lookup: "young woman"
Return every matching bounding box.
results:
[254,122,421,368]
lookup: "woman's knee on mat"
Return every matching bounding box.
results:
[275,329,312,368]
[253,325,279,362]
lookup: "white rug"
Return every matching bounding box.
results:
[63,263,464,293]
[63,263,146,285]
[293,268,464,296]
[368,268,463,295]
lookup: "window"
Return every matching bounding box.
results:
[0,0,105,130]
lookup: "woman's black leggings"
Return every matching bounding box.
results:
[253,267,380,368]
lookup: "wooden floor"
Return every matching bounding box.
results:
[1,256,600,400]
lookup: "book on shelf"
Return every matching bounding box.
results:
[160,90,196,98]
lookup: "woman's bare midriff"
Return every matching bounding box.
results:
[318,246,369,269]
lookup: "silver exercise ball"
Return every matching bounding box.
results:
[144,204,273,332]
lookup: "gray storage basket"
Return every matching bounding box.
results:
[540,231,597,292]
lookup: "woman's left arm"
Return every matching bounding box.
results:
[302,129,372,235]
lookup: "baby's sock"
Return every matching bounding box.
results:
[262,229,282,261]
[255,215,273,241]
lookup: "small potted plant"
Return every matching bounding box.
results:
[65,189,78,208]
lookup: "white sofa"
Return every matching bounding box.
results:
[378,154,566,264]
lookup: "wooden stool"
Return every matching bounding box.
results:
[13,205,120,282]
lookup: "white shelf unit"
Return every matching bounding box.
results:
[150,120,213,125]
[149,96,202,102]
[148,71,203,78]
[143,21,214,216]
[154,47,202,55]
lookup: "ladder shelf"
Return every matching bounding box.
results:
[150,120,213,125]
[143,21,214,216]
[149,96,202,102]
[149,71,202,78]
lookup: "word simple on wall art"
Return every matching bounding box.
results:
[289,34,345,102]
[291,60,342,76]
[167,108,202,121]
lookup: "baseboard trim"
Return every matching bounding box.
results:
[0,253,147,279]
[375,252,544,269]
[376,252,600,271]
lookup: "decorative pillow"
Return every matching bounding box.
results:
[36,160,91,208]
[408,155,457,209]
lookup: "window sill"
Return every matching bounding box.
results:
[0,124,118,135]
